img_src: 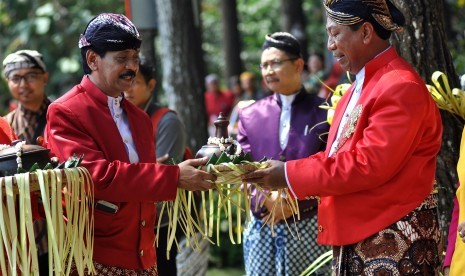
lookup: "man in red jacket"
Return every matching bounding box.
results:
[45,13,215,275]
[243,1,443,275]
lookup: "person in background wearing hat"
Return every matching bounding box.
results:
[2,49,52,275]
[44,13,215,275]
[238,32,330,276]
[242,1,443,274]
[204,73,235,136]
[3,50,51,144]
[124,56,186,276]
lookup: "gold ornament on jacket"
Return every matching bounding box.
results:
[334,104,363,153]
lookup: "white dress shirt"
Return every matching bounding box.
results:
[107,95,139,163]
[328,68,365,157]
[279,93,297,150]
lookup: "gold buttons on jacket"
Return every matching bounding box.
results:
[140,250,144,256]
[141,220,146,227]
[318,225,324,232]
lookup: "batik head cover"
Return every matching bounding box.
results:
[262,32,302,57]
[78,13,141,51]
[323,0,404,32]
[3,50,47,78]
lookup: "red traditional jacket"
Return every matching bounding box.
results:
[286,47,442,246]
[45,76,179,269]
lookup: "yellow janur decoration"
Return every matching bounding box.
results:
[427,71,465,120]
[319,83,351,125]
[0,168,94,276]
[157,162,302,256]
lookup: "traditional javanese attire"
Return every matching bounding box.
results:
[286,47,443,274]
[238,89,331,275]
[45,76,179,272]
[3,49,51,275]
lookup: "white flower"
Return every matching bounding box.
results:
[235,142,242,155]
[206,136,242,158]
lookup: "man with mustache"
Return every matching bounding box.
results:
[243,1,443,275]
[238,32,330,275]
[44,13,215,275]
[2,49,52,275]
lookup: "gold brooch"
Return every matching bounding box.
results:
[343,104,363,139]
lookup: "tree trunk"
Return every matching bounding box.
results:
[392,0,462,244]
[280,0,308,60]
[138,29,158,101]
[220,0,243,80]
[155,0,208,151]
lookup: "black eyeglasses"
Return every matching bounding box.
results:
[259,58,298,71]
[8,72,43,85]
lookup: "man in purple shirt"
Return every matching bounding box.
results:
[237,32,330,276]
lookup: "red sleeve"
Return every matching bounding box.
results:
[0,117,16,144]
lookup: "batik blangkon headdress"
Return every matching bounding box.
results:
[324,0,404,32]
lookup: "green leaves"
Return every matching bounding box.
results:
[205,151,254,166]
[56,154,84,169]
[15,153,84,174]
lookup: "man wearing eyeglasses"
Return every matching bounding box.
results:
[2,49,51,275]
[237,32,330,275]
[3,50,51,144]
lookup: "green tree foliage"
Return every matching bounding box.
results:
[447,0,465,73]
[0,0,124,113]
[201,0,329,85]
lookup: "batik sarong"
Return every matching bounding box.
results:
[332,193,442,276]
[69,261,158,276]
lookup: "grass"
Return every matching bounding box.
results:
[206,267,245,276]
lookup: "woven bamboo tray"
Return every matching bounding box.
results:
[201,163,268,184]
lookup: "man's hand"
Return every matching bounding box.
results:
[262,191,293,225]
[458,220,465,243]
[241,160,287,190]
[178,157,216,191]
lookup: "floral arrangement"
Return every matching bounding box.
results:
[206,136,243,160]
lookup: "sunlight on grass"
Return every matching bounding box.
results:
[206,267,245,276]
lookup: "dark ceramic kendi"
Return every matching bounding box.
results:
[196,112,232,158]
[0,140,51,177]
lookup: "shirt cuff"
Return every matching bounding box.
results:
[284,162,298,198]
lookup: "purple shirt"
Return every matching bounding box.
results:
[237,88,329,220]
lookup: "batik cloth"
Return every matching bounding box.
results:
[5,98,50,144]
[332,193,442,276]
[70,261,158,276]
[243,214,331,276]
